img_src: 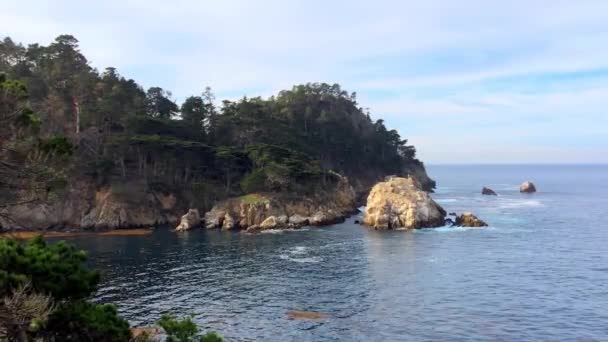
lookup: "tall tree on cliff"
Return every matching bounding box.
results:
[146,86,178,119]
[35,35,94,135]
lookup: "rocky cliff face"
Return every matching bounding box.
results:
[204,175,356,231]
[1,164,432,231]
[0,180,184,231]
[363,176,445,229]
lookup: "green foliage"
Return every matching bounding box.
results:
[146,87,178,119]
[44,301,131,342]
[0,236,99,300]
[240,169,267,193]
[158,314,223,342]
[39,136,74,156]
[1,34,433,206]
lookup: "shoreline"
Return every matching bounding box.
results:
[0,228,154,239]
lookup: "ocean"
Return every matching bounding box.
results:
[62,164,608,341]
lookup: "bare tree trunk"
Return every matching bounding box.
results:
[74,98,80,134]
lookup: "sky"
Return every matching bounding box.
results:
[2,0,608,164]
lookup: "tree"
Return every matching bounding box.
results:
[181,96,206,137]
[146,87,178,119]
[0,237,130,341]
[158,314,223,342]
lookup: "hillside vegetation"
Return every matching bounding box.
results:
[0,35,433,228]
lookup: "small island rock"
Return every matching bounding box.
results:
[175,209,201,231]
[455,212,488,227]
[520,181,537,193]
[482,187,497,195]
[363,177,446,229]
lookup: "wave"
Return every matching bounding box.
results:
[279,245,322,263]
[279,255,322,263]
[259,228,310,235]
[499,199,544,209]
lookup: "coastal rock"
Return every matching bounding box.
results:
[222,213,237,230]
[482,187,497,195]
[454,212,488,227]
[363,177,446,229]
[260,216,280,230]
[289,214,309,226]
[204,209,226,229]
[175,209,201,231]
[520,181,537,193]
[203,173,356,231]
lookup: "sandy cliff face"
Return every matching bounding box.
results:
[363,176,445,229]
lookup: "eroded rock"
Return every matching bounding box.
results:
[175,209,201,231]
[454,212,488,227]
[363,177,446,229]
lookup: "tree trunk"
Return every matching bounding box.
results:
[73,98,80,134]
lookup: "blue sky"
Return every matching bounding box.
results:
[2,0,608,163]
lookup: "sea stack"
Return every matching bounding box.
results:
[482,187,497,195]
[520,181,537,193]
[363,176,445,229]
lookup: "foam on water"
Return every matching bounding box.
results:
[499,199,544,209]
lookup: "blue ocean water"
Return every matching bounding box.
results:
[64,165,608,341]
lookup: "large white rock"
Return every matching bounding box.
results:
[175,209,201,231]
[363,177,445,229]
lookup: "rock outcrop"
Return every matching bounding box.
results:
[0,181,182,231]
[175,209,201,231]
[520,181,537,193]
[454,212,488,227]
[204,174,356,232]
[363,177,445,229]
[482,187,497,195]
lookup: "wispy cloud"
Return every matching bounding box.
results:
[1,0,607,163]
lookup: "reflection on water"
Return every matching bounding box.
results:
[58,165,608,341]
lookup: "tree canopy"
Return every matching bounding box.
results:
[0,35,430,218]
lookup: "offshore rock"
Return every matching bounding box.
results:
[482,187,497,195]
[520,181,537,193]
[454,212,488,227]
[363,176,445,229]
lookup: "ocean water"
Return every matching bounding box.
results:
[63,165,608,341]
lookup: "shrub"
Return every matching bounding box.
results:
[43,301,131,342]
[158,314,223,342]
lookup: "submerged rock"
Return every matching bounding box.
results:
[175,209,201,231]
[520,181,537,193]
[482,187,497,195]
[363,177,446,229]
[454,212,488,227]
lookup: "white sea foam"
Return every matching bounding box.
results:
[436,198,458,203]
[499,199,544,209]
[291,246,308,255]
